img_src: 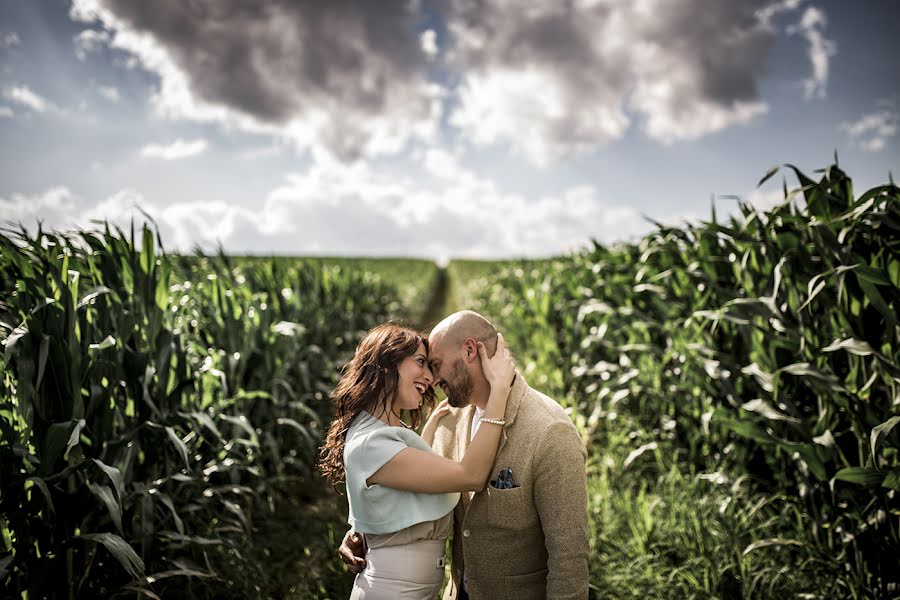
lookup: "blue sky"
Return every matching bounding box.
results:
[1,0,898,261]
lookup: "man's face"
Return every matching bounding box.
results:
[428,334,474,408]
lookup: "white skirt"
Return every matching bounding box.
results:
[349,539,446,600]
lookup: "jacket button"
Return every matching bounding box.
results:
[462,529,471,538]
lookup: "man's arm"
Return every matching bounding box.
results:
[533,420,589,600]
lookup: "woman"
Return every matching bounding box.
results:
[318,323,514,600]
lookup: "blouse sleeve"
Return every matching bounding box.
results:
[359,427,412,482]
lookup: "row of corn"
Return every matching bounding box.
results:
[0,225,400,598]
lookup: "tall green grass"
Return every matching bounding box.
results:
[460,164,900,598]
[0,225,401,598]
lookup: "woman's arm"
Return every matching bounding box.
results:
[367,334,514,493]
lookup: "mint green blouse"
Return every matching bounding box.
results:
[344,411,460,534]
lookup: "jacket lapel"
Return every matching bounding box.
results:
[496,372,527,457]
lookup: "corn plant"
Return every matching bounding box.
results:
[0,223,401,598]
[459,163,900,597]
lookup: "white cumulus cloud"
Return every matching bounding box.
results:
[1,32,21,48]
[139,138,208,160]
[447,0,779,164]
[786,6,836,100]
[97,85,120,102]
[3,85,59,114]
[841,102,899,153]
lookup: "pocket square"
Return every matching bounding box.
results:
[490,466,519,489]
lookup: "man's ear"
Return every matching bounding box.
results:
[463,338,477,362]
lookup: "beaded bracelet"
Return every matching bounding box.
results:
[479,417,506,426]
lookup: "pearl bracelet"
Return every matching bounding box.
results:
[479,416,506,426]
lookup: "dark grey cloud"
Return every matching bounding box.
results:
[70,0,823,164]
[73,0,439,159]
[99,0,425,122]
[446,0,785,161]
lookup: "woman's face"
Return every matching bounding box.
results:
[392,341,434,411]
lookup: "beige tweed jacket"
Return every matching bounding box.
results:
[421,373,589,600]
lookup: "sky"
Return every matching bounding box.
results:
[0,0,898,262]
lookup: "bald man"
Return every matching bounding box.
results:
[339,311,589,600]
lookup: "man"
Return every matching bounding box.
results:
[340,310,589,599]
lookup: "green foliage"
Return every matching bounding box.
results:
[0,226,398,598]
[460,164,900,597]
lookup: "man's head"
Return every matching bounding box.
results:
[427,310,498,407]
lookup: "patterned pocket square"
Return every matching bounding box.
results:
[490,466,519,489]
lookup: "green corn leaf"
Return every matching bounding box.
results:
[797,445,827,481]
[742,538,803,556]
[822,338,874,356]
[87,481,123,535]
[35,334,49,392]
[81,533,144,580]
[64,418,86,461]
[25,476,55,516]
[93,459,126,504]
[165,426,191,470]
[799,274,827,311]
[855,265,891,286]
[857,277,898,329]
[0,553,13,581]
[870,415,900,461]
[883,470,900,491]
[153,491,185,535]
[833,467,885,487]
[741,399,801,423]
[76,285,113,309]
[757,165,781,188]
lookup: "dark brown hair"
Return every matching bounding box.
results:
[318,323,436,485]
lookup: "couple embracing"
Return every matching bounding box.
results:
[318,311,589,600]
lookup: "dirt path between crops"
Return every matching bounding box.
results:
[417,266,448,331]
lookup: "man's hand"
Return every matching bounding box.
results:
[338,529,367,573]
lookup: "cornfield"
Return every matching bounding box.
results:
[0,225,403,598]
[1,161,898,599]
[462,163,900,598]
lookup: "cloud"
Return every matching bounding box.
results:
[4,150,652,260]
[841,102,899,152]
[420,29,439,58]
[139,138,208,160]
[67,0,821,166]
[0,187,79,226]
[1,32,21,48]
[446,0,778,164]
[3,85,59,114]
[0,106,13,118]
[97,85,120,102]
[70,0,441,161]
[786,6,835,100]
[74,28,111,60]
[224,152,650,260]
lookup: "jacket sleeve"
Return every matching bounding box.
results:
[532,419,589,600]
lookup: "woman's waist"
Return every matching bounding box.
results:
[363,539,447,584]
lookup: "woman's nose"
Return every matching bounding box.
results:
[422,366,434,384]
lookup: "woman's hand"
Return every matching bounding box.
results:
[478,332,515,391]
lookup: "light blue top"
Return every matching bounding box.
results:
[344,410,460,534]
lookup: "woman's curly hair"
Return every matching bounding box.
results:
[318,323,436,485]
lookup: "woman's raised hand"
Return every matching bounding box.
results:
[477,332,515,390]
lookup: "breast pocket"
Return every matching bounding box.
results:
[486,486,536,530]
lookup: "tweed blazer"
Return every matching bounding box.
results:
[421,373,589,600]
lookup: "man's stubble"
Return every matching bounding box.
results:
[444,357,474,408]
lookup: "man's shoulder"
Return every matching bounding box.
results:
[519,384,575,429]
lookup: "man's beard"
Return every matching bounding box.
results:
[444,358,474,408]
